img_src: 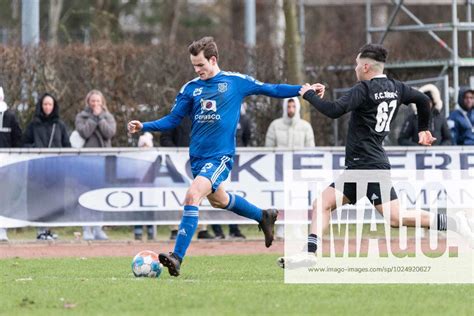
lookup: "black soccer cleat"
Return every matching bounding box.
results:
[159,252,182,277]
[258,209,279,248]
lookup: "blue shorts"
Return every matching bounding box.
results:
[190,156,233,192]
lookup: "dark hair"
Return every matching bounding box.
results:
[188,37,219,61]
[359,44,388,63]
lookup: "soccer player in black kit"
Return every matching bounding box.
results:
[278,44,473,268]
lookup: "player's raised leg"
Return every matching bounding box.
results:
[159,176,211,277]
[207,186,278,248]
[375,200,474,247]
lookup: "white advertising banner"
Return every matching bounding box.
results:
[0,147,472,227]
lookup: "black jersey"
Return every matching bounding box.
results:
[303,75,431,169]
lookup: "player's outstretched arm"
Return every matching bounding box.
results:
[258,83,302,98]
[129,112,183,133]
[299,84,315,97]
[300,83,325,98]
[240,74,302,98]
[312,83,325,98]
[300,83,348,119]
[131,86,190,134]
[128,120,143,134]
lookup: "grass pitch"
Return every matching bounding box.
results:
[0,255,472,315]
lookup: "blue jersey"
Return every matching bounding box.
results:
[143,71,301,159]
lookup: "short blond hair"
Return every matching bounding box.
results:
[85,89,108,112]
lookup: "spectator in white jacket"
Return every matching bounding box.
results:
[265,97,315,148]
[265,97,315,239]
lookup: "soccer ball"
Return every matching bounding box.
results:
[131,250,162,278]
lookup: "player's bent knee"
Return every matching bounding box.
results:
[209,199,226,209]
[323,203,334,212]
[313,201,333,213]
[184,189,202,205]
[311,205,332,221]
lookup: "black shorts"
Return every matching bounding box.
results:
[329,167,398,206]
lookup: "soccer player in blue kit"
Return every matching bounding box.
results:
[128,37,325,276]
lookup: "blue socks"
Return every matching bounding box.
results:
[225,193,262,222]
[173,205,199,260]
[173,195,262,260]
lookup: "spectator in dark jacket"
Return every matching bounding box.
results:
[398,84,451,146]
[236,102,251,147]
[160,115,191,147]
[23,93,71,148]
[0,87,22,148]
[23,93,71,240]
[448,87,474,145]
[0,87,22,241]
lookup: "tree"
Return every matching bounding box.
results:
[168,0,184,44]
[283,0,308,121]
[48,0,64,46]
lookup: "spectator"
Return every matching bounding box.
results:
[75,89,116,240]
[265,97,315,239]
[236,102,251,147]
[211,103,250,239]
[160,116,213,240]
[0,88,23,149]
[23,93,71,240]
[134,132,155,241]
[23,93,71,148]
[265,97,315,147]
[398,84,451,146]
[448,87,474,145]
[138,131,154,148]
[0,87,22,242]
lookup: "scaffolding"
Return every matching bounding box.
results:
[305,0,474,102]
[304,0,473,145]
[365,0,474,101]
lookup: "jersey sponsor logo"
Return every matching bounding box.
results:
[194,99,221,123]
[194,113,221,122]
[200,99,217,112]
[218,82,228,93]
[195,99,221,122]
[193,87,203,96]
